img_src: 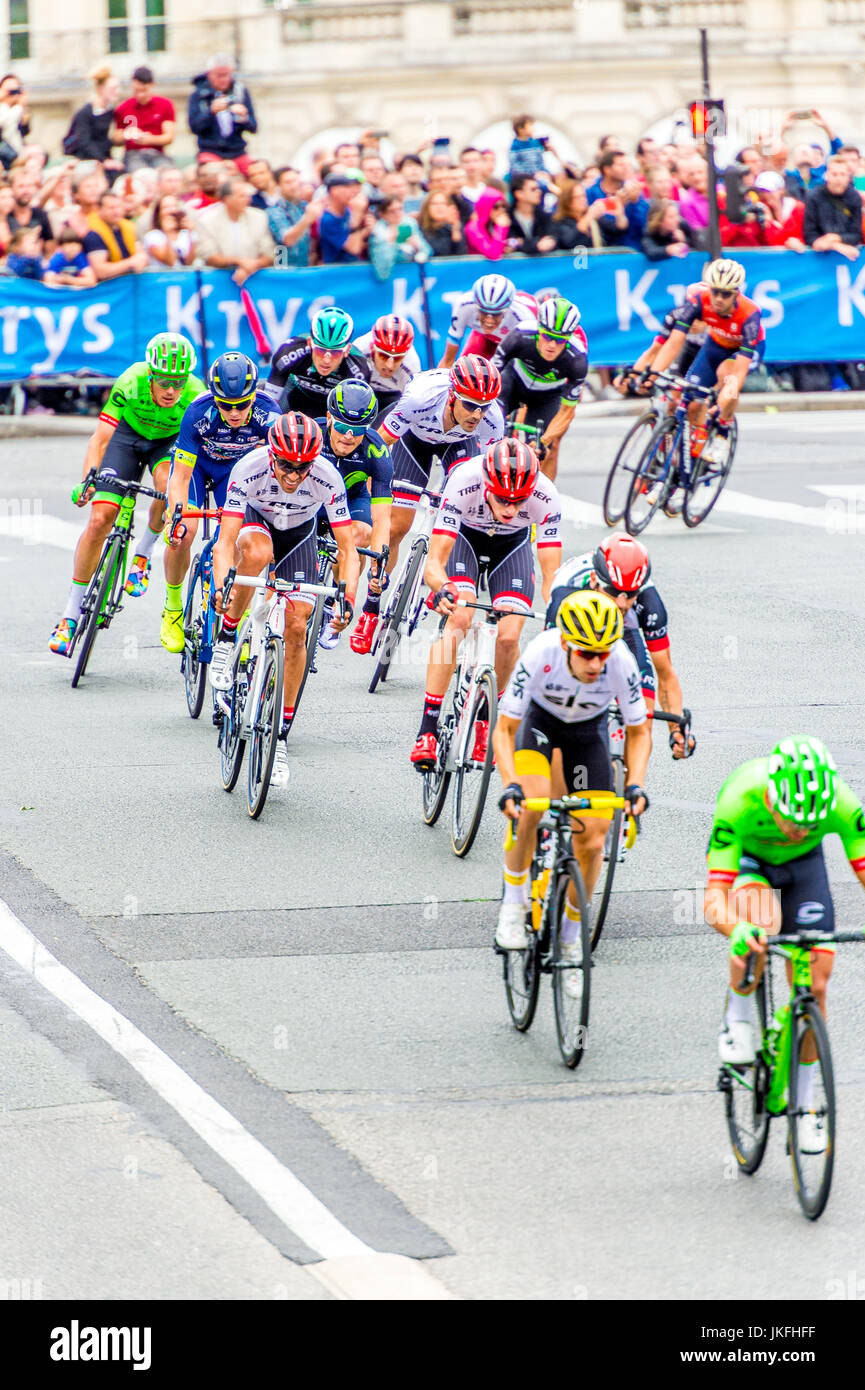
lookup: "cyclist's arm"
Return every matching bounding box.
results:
[367,499,391,592]
[649,327,686,377]
[423,531,455,596]
[537,542,562,604]
[650,645,683,716]
[437,341,459,369]
[703,879,745,939]
[492,712,521,789]
[164,447,196,540]
[82,416,117,480]
[704,804,749,941]
[623,721,651,799]
[332,522,359,621]
[540,401,576,449]
[212,512,243,597]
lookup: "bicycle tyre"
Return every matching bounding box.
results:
[422,674,456,826]
[723,975,771,1175]
[451,669,497,858]
[219,639,248,793]
[71,536,122,688]
[602,409,658,527]
[247,636,284,820]
[788,999,835,1220]
[182,558,208,720]
[590,756,624,950]
[503,911,542,1032]
[294,591,326,721]
[683,417,738,528]
[623,416,678,537]
[369,539,426,693]
[551,861,592,1069]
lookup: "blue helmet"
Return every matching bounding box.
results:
[208,352,258,405]
[327,379,377,427]
[472,273,515,314]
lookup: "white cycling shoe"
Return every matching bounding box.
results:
[318,620,341,651]
[495,901,529,951]
[702,431,730,464]
[718,1020,755,1065]
[561,940,584,998]
[270,741,290,788]
[796,1112,827,1155]
[209,639,235,692]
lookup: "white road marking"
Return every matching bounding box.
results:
[557,492,738,535]
[0,513,79,549]
[715,491,828,528]
[808,484,865,499]
[0,896,456,1298]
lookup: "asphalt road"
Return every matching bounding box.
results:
[2,409,865,1301]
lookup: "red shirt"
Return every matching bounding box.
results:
[114,95,175,145]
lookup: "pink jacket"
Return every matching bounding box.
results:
[464,187,509,260]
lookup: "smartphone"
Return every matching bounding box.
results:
[855,174,865,191]
[433,137,451,151]
[794,109,813,120]
[369,129,389,139]
[604,196,618,211]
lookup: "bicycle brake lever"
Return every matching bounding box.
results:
[222,567,236,610]
[337,580,346,621]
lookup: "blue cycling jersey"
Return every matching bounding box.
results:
[172,390,281,471]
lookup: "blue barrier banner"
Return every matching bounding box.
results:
[2,249,865,381]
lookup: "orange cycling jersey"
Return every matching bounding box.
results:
[673,290,765,355]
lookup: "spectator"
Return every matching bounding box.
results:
[379,171,407,203]
[196,175,274,283]
[781,110,842,196]
[418,190,467,257]
[635,136,661,187]
[582,162,600,186]
[0,177,12,255]
[368,195,431,280]
[112,66,175,171]
[0,74,26,169]
[8,165,54,255]
[508,114,559,180]
[40,163,78,235]
[480,149,503,185]
[585,150,649,250]
[142,195,196,266]
[678,156,711,238]
[551,179,603,250]
[640,198,700,260]
[804,156,863,260]
[507,173,556,254]
[62,162,107,238]
[5,225,43,278]
[136,164,185,232]
[188,55,257,173]
[119,167,158,222]
[439,165,473,223]
[458,146,488,204]
[184,160,223,211]
[645,165,679,201]
[736,146,764,178]
[754,170,806,248]
[464,187,511,259]
[83,188,149,279]
[63,66,123,169]
[334,141,361,166]
[268,166,317,268]
[318,169,373,264]
[396,154,426,214]
[247,157,280,210]
[43,226,97,288]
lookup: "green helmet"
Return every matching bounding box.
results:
[145,332,197,378]
[310,306,353,351]
[537,295,581,340]
[767,736,838,826]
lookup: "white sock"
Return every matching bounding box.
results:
[797,1059,816,1111]
[561,896,581,945]
[132,524,161,565]
[503,865,528,906]
[725,987,755,1027]
[62,579,87,622]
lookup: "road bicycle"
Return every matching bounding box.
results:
[602,383,662,527]
[214,568,344,819]
[422,599,542,857]
[168,492,222,720]
[294,527,339,720]
[65,470,166,688]
[623,375,738,534]
[719,927,864,1220]
[368,479,442,694]
[496,791,628,1069]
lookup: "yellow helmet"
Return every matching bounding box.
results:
[555,590,623,651]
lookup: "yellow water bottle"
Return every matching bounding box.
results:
[531,867,550,932]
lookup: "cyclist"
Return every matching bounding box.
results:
[613,277,707,395]
[210,413,359,783]
[493,295,587,480]
[160,351,281,653]
[704,737,865,1152]
[353,314,421,419]
[378,354,505,575]
[493,590,651,955]
[545,533,694,756]
[437,273,538,369]
[648,258,765,463]
[50,333,202,656]
[265,306,371,417]
[410,438,562,771]
[315,380,393,654]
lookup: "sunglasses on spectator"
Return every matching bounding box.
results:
[270,453,313,476]
[330,419,364,436]
[214,395,255,411]
[567,645,612,661]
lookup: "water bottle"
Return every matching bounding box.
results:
[530,831,555,932]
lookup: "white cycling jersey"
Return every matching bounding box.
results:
[446,290,538,348]
[382,368,505,447]
[353,331,421,398]
[434,458,561,548]
[223,445,350,532]
[499,628,647,726]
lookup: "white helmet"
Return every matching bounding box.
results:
[473,273,515,314]
[705,258,746,292]
[538,296,581,339]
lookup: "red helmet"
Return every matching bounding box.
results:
[593,533,651,594]
[483,438,539,503]
[268,412,322,466]
[449,354,501,404]
[372,313,414,356]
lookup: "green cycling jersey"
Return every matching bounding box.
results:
[100,362,204,441]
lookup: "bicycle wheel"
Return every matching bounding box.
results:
[182,558,208,720]
[219,645,248,793]
[422,688,455,826]
[503,910,542,1032]
[683,418,738,528]
[722,976,771,1174]
[603,409,658,526]
[623,417,678,537]
[247,636,284,820]
[551,861,592,1069]
[294,592,326,722]
[590,756,624,951]
[369,540,425,693]
[451,670,497,858]
[788,1000,835,1220]
[71,536,122,688]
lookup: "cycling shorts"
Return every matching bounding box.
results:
[390,431,480,511]
[446,522,535,617]
[499,367,561,433]
[687,335,765,389]
[93,418,176,505]
[514,701,615,816]
[238,509,319,598]
[730,845,835,954]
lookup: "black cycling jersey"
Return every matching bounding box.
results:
[266,337,371,415]
[492,327,587,407]
[316,421,393,502]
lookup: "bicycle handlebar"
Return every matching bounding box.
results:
[357,543,390,578]
[83,469,167,502]
[741,926,864,986]
[392,480,442,502]
[455,598,545,621]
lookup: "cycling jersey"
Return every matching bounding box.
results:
[382,368,505,447]
[672,289,765,356]
[500,627,647,727]
[549,551,669,651]
[707,758,865,882]
[223,445,350,533]
[100,362,204,440]
[434,458,561,548]
[446,290,538,349]
[265,337,371,413]
[493,327,587,406]
[353,330,421,400]
[172,390,281,470]
[654,280,706,348]
[317,421,393,504]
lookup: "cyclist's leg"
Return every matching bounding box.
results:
[163,456,206,594]
[270,520,318,721]
[684,340,726,437]
[777,848,836,1018]
[503,707,556,905]
[562,715,616,900]
[388,433,434,573]
[716,342,760,426]
[486,531,534,692]
[722,857,780,1043]
[413,532,477,748]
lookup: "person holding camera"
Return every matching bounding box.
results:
[0,74,27,170]
[188,55,257,175]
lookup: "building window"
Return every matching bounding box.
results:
[9,0,30,60]
[108,0,129,54]
[145,0,165,52]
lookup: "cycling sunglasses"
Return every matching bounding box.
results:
[568,645,612,661]
[330,418,366,436]
[601,581,639,600]
[454,395,493,414]
[270,452,313,476]
[709,288,737,301]
[151,374,187,388]
[214,394,256,411]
